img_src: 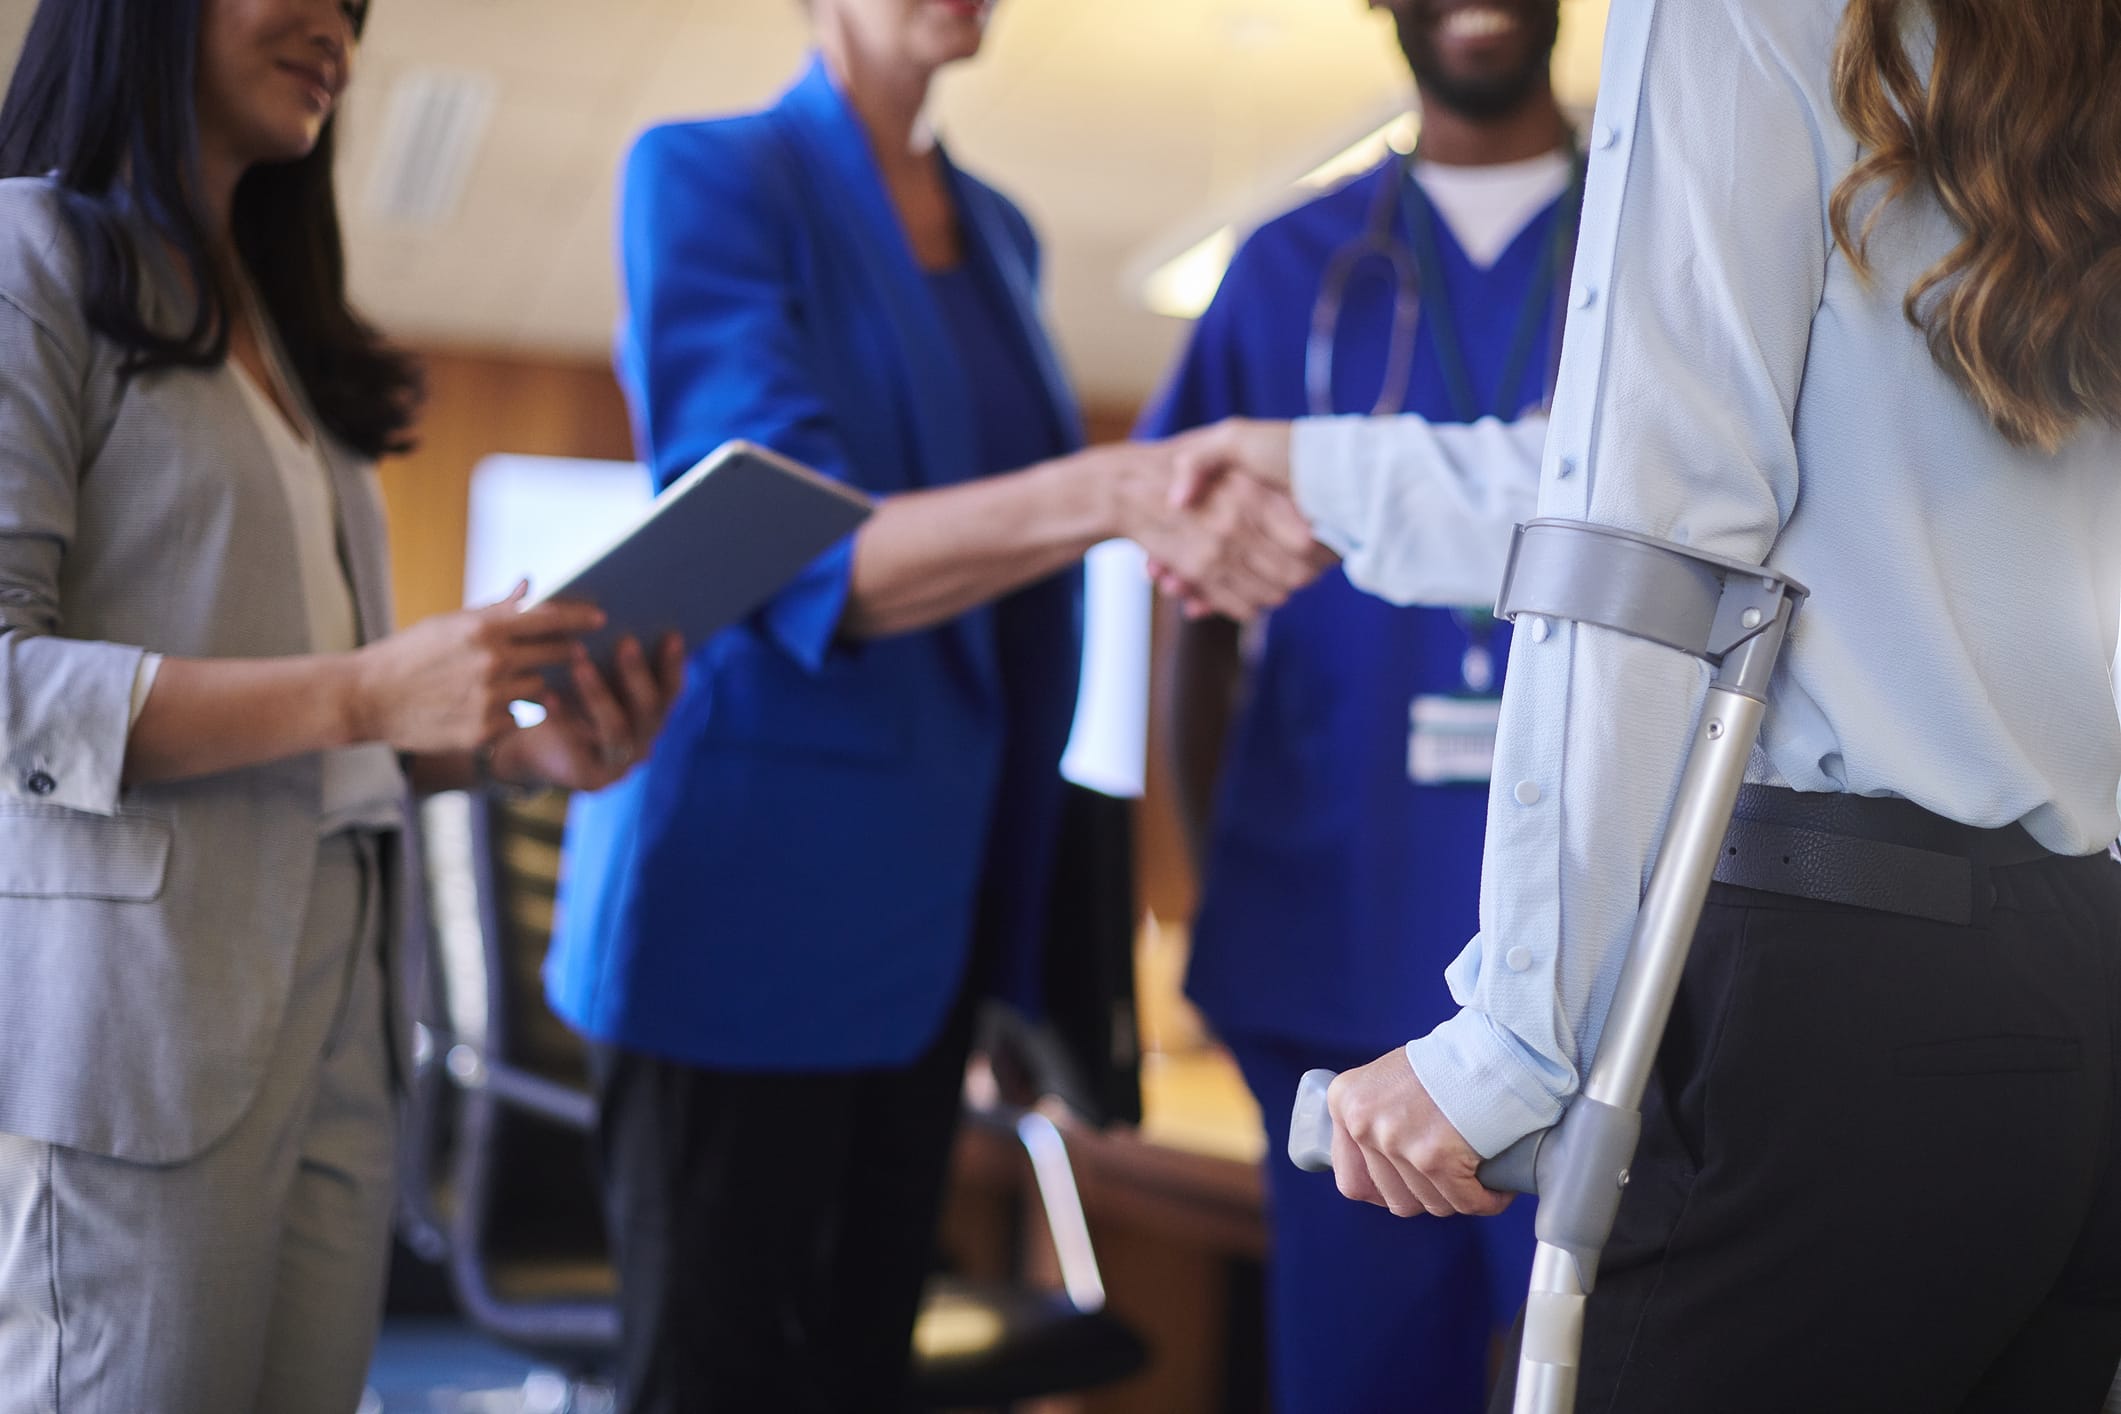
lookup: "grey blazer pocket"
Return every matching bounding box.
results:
[0,808,172,901]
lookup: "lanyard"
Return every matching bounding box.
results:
[1397,154,1586,424]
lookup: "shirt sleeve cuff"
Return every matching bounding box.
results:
[4,639,146,816]
[1405,1008,1569,1160]
[128,653,163,727]
[1288,415,1372,561]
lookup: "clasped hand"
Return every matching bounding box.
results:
[1125,419,1335,620]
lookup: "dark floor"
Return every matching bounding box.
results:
[364,1318,613,1414]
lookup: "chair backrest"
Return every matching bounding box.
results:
[404,789,617,1357]
[469,790,587,1085]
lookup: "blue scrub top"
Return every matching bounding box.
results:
[1140,158,1571,1056]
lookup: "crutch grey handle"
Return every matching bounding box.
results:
[1288,1068,1338,1172]
[1478,1131,1544,1196]
[1288,1068,1544,1194]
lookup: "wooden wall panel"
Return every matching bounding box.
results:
[377,348,637,628]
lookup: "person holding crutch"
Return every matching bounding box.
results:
[1141,0,1583,1404]
[1159,0,2121,1406]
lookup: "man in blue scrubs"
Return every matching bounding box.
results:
[1143,2,1579,1407]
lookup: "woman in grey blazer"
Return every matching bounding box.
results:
[0,0,683,1408]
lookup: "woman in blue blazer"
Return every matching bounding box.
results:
[543,2,1328,1408]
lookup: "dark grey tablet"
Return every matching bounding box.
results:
[525,439,872,682]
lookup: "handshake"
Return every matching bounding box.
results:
[1096,419,1336,621]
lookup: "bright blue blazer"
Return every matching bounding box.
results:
[545,58,1087,1071]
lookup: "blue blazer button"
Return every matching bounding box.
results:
[25,770,55,796]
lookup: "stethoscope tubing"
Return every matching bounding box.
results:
[1304,147,1585,421]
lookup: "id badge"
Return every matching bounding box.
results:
[1409,694,1501,786]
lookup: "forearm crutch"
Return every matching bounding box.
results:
[1288,518,1806,1414]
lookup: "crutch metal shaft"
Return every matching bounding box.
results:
[1503,656,1776,1412]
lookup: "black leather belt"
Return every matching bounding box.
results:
[1711,784,2055,926]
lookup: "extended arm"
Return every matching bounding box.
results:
[122,594,611,788]
[845,442,1325,637]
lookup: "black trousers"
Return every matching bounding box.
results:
[590,986,978,1414]
[1493,850,2121,1413]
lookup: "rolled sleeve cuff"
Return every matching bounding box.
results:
[1289,415,1372,562]
[1406,1008,1568,1160]
[5,639,147,816]
[128,653,163,727]
[758,534,857,674]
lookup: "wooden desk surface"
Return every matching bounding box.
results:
[1137,1048,1266,1168]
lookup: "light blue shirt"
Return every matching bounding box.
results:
[1289,0,2121,1159]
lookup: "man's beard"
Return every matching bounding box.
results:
[1394,3,1563,123]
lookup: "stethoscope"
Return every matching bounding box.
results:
[1304,142,1588,420]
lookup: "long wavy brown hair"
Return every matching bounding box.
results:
[1830,0,2121,452]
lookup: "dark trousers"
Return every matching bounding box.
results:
[1493,850,2121,1413]
[590,988,978,1414]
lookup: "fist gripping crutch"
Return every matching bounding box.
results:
[1288,518,1806,1414]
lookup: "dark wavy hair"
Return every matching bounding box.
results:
[1831,0,2121,452]
[0,0,422,459]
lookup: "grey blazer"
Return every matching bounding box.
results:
[0,178,405,1163]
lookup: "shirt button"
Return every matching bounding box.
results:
[1556,455,1578,480]
[25,770,55,797]
[1529,617,1552,644]
[1571,285,1599,311]
[1506,945,1534,972]
[1515,780,1542,806]
[1594,123,1621,150]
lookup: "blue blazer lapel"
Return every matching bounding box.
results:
[945,163,1086,456]
[772,58,979,491]
[771,58,1005,695]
